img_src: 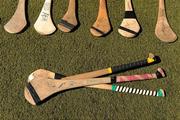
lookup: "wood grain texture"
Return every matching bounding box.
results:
[90,0,111,37]
[28,68,109,82]
[155,0,177,43]
[24,77,111,105]
[34,0,56,35]
[118,0,140,38]
[4,0,27,34]
[57,0,78,32]
[28,68,111,90]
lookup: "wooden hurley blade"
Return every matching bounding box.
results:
[34,0,56,35]
[57,0,78,32]
[90,0,111,37]
[155,0,177,43]
[24,77,111,105]
[118,0,140,38]
[4,0,27,34]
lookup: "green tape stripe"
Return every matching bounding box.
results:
[157,89,165,97]
[112,85,117,91]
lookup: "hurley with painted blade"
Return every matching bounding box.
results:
[34,0,56,35]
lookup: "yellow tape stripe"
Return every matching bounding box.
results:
[107,68,112,74]
[147,58,155,63]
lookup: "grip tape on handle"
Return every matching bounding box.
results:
[111,76,117,83]
[111,59,149,73]
[54,55,158,79]
[54,73,66,79]
[112,85,165,97]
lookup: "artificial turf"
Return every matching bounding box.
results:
[0,0,180,119]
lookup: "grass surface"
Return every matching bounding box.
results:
[0,0,180,119]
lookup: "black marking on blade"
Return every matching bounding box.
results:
[26,83,41,105]
[91,26,105,35]
[119,26,137,35]
[54,73,66,79]
[58,19,75,30]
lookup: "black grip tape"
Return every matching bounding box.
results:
[112,59,147,73]
[54,73,66,79]
[26,83,41,105]
[111,76,117,83]
[124,11,136,18]
[156,71,163,79]
[59,19,75,30]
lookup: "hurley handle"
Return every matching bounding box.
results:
[112,59,149,73]
[112,85,165,97]
[111,54,157,73]
[98,0,108,17]
[125,0,133,11]
[158,0,166,18]
[67,0,76,16]
[55,53,159,80]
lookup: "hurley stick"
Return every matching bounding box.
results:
[34,0,56,35]
[28,53,158,82]
[90,0,111,37]
[28,67,165,87]
[25,68,165,105]
[4,0,27,34]
[118,0,140,38]
[155,0,177,42]
[57,0,78,32]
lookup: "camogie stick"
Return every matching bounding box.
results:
[155,0,177,42]
[4,0,27,34]
[57,0,78,32]
[118,0,140,38]
[34,0,56,35]
[90,0,111,37]
[24,68,165,105]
